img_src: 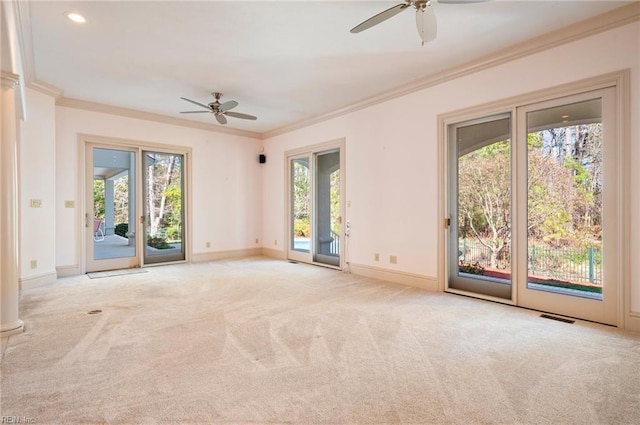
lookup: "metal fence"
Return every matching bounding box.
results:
[459,239,601,285]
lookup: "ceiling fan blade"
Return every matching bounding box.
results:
[416,5,437,44]
[219,100,239,112]
[180,110,211,114]
[225,111,258,121]
[215,114,227,125]
[180,97,211,110]
[350,3,409,34]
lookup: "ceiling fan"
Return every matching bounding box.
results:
[180,92,257,125]
[350,0,488,45]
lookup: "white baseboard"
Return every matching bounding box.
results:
[191,248,263,263]
[262,247,286,260]
[19,271,57,290]
[55,265,80,278]
[625,311,640,332]
[348,263,438,292]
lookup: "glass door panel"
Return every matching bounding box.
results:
[290,156,312,262]
[142,151,186,264]
[526,99,603,300]
[314,150,341,267]
[87,146,138,272]
[288,144,343,268]
[448,114,513,300]
[518,89,617,325]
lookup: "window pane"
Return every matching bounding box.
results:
[526,99,603,300]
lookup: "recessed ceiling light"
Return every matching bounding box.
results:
[64,12,86,24]
[561,115,570,119]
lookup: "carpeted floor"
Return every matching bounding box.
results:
[1,257,639,424]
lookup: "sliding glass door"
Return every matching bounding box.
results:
[86,142,188,272]
[446,88,620,325]
[288,142,344,268]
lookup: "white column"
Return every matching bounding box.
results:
[1,72,24,336]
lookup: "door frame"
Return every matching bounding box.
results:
[285,138,346,270]
[79,134,193,274]
[438,71,630,327]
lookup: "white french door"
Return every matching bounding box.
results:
[86,144,139,272]
[446,87,620,325]
[287,141,344,269]
[515,88,619,324]
[86,142,188,273]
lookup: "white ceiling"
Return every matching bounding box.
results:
[25,0,634,135]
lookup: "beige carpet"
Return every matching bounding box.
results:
[1,257,639,424]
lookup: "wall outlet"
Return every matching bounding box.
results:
[274,239,278,246]
[30,199,42,208]
[390,255,398,264]
[30,260,37,269]
[255,238,259,244]
[374,253,380,262]
[205,242,211,248]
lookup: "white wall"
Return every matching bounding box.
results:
[19,87,56,287]
[55,107,263,272]
[262,23,640,324]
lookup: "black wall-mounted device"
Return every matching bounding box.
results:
[259,154,266,164]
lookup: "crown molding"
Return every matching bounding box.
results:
[262,2,640,139]
[1,71,20,87]
[56,97,262,139]
[27,80,63,98]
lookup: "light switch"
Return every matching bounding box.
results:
[65,200,75,208]
[30,199,42,208]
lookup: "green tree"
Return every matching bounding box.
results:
[458,134,576,267]
[93,179,105,218]
[458,141,511,268]
[293,161,310,236]
[113,176,129,225]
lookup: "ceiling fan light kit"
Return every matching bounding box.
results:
[179,92,257,125]
[350,0,488,45]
